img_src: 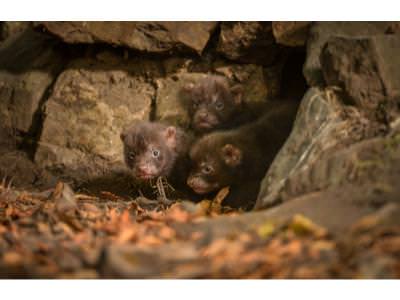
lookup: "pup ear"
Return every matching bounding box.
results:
[230,84,243,105]
[221,144,242,167]
[164,126,177,149]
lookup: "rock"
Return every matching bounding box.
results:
[0,29,66,134]
[255,87,384,209]
[217,22,280,65]
[34,57,156,182]
[0,125,16,154]
[303,21,400,86]
[272,21,311,47]
[213,61,283,103]
[277,124,400,204]
[0,22,31,42]
[0,151,56,190]
[39,21,218,55]
[101,243,204,278]
[321,35,400,123]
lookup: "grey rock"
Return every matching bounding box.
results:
[255,87,383,209]
[0,21,31,42]
[303,21,400,86]
[272,21,311,47]
[34,57,155,182]
[0,150,56,190]
[321,35,400,123]
[0,29,66,133]
[39,21,218,55]
[217,21,280,65]
[213,61,283,104]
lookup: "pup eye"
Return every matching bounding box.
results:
[152,149,160,158]
[128,151,136,160]
[202,166,213,174]
[215,101,224,110]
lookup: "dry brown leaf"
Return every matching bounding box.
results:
[166,205,191,223]
[191,231,204,241]
[116,226,138,244]
[2,251,23,266]
[139,235,163,246]
[159,226,176,240]
[202,239,228,257]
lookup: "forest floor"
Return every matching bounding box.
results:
[0,181,399,279]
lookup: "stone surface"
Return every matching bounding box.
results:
[277,122,400,203]
[0,29,66,133]
[303,21,400,86]
[0,21,31,42]
[217,22,280,65]
[39,21,218,55]
[255,87,384,209]
[0,151,56,190]
[272,21,311,47]
[213,60,282,103]
[0,125,16,153]
[34,57,156,182]
[321,35,400,123]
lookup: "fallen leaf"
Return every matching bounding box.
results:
[288,214,328,238]
[139,235,163,246]
[159,226,176,240]
[257,221,276,239]
[116,226,138,244]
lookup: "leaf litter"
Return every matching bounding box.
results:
[0,182,399,278]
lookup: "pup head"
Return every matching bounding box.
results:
[120,122,178,180]
[187,137,243,194]
[182,76,243,133]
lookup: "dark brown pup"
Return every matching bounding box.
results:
[120,121,192,182]
[181,75,244,134]
[187,101,298,208]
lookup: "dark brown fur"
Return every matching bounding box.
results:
[120,121,192,184]
[181,75,245,134]
[187,101,298,209]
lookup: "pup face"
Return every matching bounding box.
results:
[182,76,242,133]
[120,122,178,180]
[187,139,242,194]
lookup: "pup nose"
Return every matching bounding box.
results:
[198,111,208,119]
[137,165,150,174]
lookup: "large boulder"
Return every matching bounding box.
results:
[255,87,384,209]
[217,22,280,65]
[0,29,66,134]
[303,21,400,86]
[272,21,311,47]
[273,120,400,204]
[34,56,157,182]
[39,21,218,55]
[321,35,400,123]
